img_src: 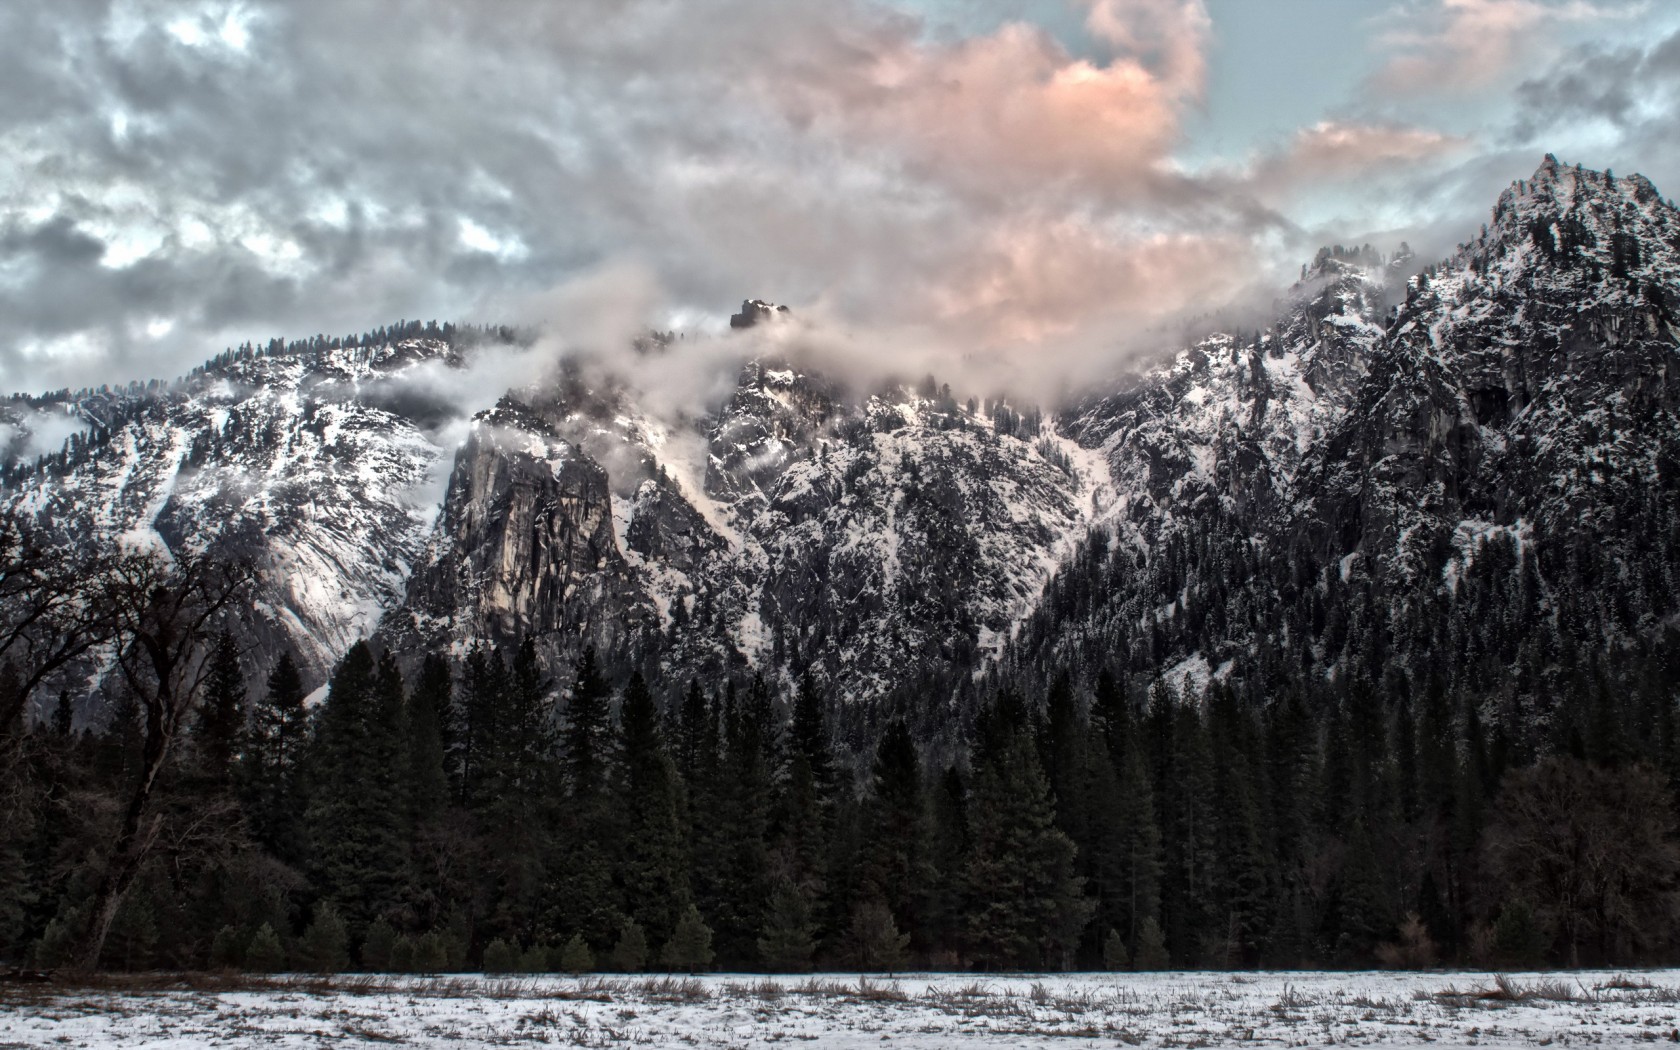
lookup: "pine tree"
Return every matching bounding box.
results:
[303,643,407,936]
[564,647,611,801]
[609,918,649,973]
[362,918,397,971]
[963,719,1093,970]
[194,632,245,784]
[482,937,517,973]
[773,673,836,945]
[301,902,350,972]
[560,933,595,974]
[757,880,817,973]
[702,678,774,966]
[1102,927,1129,970]
[843,895,910,971]
[613,671,691,947]
[209,924,243,969]
[857,718,929,947]
[661,904,714,973]
[245,922,286,972]
[549,646,618,951]
[240,652,309,860]
[1132,916,1169,970]
[405,654,450,829]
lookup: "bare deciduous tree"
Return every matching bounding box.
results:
[76,548,255,971]
[0,512,111,734]
[1482,756,1680,967]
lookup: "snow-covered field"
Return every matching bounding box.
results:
[6,970,1680,1047]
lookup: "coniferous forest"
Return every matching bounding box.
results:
[4,520,1680,975]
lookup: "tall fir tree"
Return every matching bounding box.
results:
[194,632,246,785]
[239,652,310,863]
[962,708,1092,970]
[303,642,408,942]
[613,670,691,947]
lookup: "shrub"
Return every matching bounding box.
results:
[246,923,287,973]
[560,934,595,975]
[609,920,648,973]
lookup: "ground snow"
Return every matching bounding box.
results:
[8,970,1680,1048]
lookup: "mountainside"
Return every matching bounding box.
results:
[0,330,471,691]
[1011,156,1680,740]
[6,158,1679,735]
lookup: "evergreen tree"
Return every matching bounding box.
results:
[564,647,611,801]
[194,632,245,784]
[963,717,1092,970]
[404,654,451,829]
[240,652,309,860]
[843,895,910,971]
[613,670,691,946]
[548,647,618,949]
[245,923,286,972]
[857,718,929,947]
[301,902,350,972]
[661,904,714,973]
[609,919,649,973]
[757,879,817,972]
[560,933,594,974]
[303,643,407,936]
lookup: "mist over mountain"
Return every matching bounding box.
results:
[5,154,1680,977]
[4,156,1675,740]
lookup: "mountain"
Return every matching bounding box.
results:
[6,158,1678,736]
[1010,156,1680,731]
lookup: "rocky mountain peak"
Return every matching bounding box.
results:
[729,299,792,329]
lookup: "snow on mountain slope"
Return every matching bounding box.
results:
[377,357,1107,703]
[7,157,1677,719]
[1,336,470,702]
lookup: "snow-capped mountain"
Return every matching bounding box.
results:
[2,331,466,690]
[1010,156,1680,713]
[7,158,1678,725]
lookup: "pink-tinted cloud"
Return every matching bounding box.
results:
[1248,121,1470,198]
[1370,0,1628,94]
[760,1,1210,203]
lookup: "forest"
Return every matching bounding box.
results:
[3,509,1680,976]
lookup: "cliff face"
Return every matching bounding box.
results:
[8,158,1679,722]
[384,400,658,670]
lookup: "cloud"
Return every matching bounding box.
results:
[1368,0,1629,95]
[1234,122,1471,208]
[0,0,1599,409]
[1499,25,1680,200]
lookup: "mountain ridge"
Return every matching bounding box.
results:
[5,157,1677,732]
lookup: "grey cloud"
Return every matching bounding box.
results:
[0,0,1613,400]
[1505,27,1680,199]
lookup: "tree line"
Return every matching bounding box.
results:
[3,620,1677,973]
[2,507,1679,973]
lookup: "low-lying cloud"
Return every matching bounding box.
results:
[0,0,1661,407]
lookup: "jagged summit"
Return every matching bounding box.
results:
[729,299,792,329]
[5,159,1678,723]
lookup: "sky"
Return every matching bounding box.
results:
[3,0,1679,394]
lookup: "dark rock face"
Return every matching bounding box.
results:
[8,158,1680,725]
[625,474,725,574]
[383,398,658,676]
[729,299,790,329]
[1016,158,1680,707]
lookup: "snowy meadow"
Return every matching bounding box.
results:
[6,969,1680,1047]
